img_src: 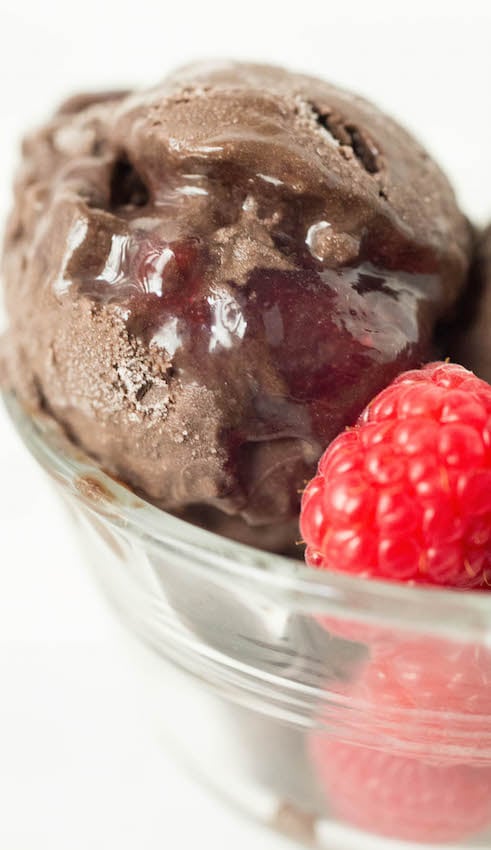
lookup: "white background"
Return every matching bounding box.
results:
[1,3,490,848]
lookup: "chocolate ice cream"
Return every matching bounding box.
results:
[1,62,472,553]
[452,225,491,383]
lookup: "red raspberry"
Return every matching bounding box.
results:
[300,362,491,588]
[355,637,491,750]
[310,738,491,843]
[310,640,491,842]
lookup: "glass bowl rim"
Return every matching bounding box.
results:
[6,390,491,640]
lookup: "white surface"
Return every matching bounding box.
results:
[1,3,491,848]
[0,422,294,850]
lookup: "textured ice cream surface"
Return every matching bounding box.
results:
[452,225,491,384]
[1,61,472,553]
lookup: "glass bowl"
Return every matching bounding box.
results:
[6,390,491,850]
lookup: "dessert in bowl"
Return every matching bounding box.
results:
[1,61,471,553]
[2,61,491,848]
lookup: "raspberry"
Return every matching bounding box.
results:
[310,640,491,842]
[310,738,491,842]
[355,638,491,749]
[300,362,491,588]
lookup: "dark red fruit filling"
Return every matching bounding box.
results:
[78,229,436,461]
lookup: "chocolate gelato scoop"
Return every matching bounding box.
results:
[452,225,491,383]
[1,62,472,553]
